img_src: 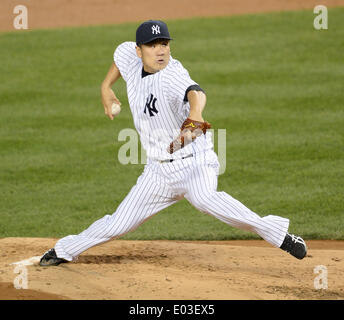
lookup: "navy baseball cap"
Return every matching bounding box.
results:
[136,20,172,46]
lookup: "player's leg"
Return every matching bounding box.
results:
[184,152,306,259]
[52,166,178,262]
[184,154,289,248]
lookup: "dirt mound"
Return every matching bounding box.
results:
[1,238,343,300]
[0,282,68,300]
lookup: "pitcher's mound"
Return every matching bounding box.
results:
[1,238,343,300]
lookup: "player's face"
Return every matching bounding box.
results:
[136,39,170,73]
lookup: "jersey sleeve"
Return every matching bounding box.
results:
[113,42,138,82]
[162,58,199,107]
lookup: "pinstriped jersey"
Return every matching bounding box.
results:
[114,41,213,160]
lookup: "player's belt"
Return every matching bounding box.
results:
[159,153,193,163]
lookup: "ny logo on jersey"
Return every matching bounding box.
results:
[151,25,161,35]
[144,94,159,117]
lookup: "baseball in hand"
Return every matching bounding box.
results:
[111,102,121,116]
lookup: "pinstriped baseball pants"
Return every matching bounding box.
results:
[55,150,289,261]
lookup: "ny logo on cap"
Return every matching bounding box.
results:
[152,25,161,35]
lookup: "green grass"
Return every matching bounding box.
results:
[1,9,343,239]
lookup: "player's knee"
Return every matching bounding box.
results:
[187,191,216,212]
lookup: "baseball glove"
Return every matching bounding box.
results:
[168,117,211,154]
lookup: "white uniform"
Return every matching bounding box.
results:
[54,42,289,261]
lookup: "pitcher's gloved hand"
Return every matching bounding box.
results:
[168,118,211,154]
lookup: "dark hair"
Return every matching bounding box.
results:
[138,38,170,48]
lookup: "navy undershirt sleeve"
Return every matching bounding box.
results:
[183,85,205,102]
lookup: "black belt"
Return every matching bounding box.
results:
[159,154,193,163]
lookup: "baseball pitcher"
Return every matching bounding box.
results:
[40,20,307,266]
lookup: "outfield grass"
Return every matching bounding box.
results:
[1,9,343,239]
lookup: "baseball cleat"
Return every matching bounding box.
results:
[280,233,307,260]
[39,248,68,266]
